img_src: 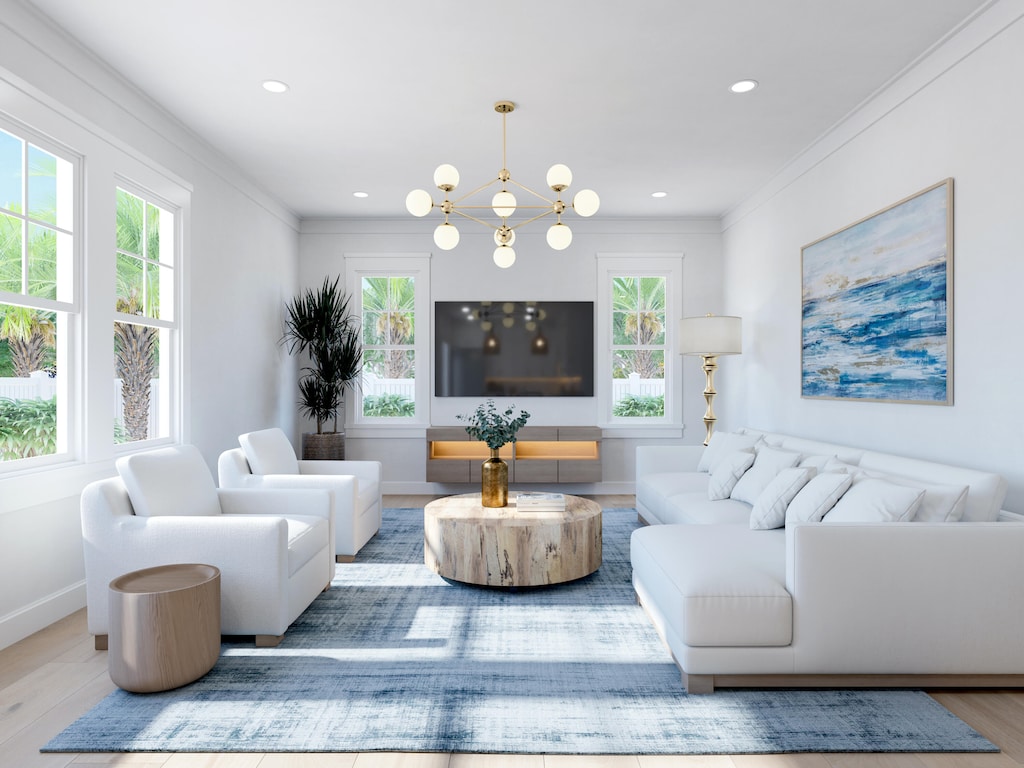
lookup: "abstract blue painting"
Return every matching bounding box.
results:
[801,179,952,404]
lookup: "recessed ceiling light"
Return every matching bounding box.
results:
[262,80,289,93]
[651,191,668,198]
[730,79,758,94]
[353,191,369,198]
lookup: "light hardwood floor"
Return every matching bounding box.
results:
[3,495,1023,768]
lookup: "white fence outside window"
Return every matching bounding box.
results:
[361,372,415,399]
[612,372,664,401]
[1,372,161,437]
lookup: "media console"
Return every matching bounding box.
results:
[426,426,602,483]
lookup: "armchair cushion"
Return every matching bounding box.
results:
[116,445,221,517]
[240,427,300,475]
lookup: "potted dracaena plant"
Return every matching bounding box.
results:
[457,399,530,507]
[282,276,362,460]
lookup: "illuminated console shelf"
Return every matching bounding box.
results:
[426,426,602,484]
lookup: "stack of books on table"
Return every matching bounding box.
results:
[516,492,566,511]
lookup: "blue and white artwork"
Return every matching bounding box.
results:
[801,180,952,404]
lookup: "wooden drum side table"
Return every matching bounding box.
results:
[424,492,602,587]
[108,563,221,693]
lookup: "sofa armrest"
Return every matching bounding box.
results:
[636,445,704,478]
[298,459,381,486]
[217,487,331,520]
[785,521,1024,673]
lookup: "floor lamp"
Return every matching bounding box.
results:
[679,314,743,446]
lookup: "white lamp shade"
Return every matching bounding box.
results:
[433,164,460,190]
[678,315,742,355]
[572,188,600,217]
[546,163,572,190]
[405,189,433,217]
[493,227,516,246]
[433,222,460,250]
[546,222,572,250]
[493,245,516,268]
[492,191,517,218]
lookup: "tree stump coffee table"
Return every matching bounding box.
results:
[424,492,602,587]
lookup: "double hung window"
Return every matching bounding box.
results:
[0,124,76,465]
[114,186,177,443]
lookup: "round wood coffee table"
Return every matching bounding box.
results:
[424,492,602,587]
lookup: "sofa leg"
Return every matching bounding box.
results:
[336,554,356,564]
[255,634,284,648]
[683,673,715,694]
[94,634,108,651]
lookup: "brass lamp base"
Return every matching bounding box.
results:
[700,354,719,447]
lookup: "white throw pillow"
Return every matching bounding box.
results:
[730,447,802,505]
[117,445,221,517]
[240,427,300,475]
[823,457,864,477]
[707,450,756,500]
[823,477,925,523]
[786,473,853,524]
[697,431,761,473]
[884,478,969,522]
[749,467,816,530]
[798,454,835,472]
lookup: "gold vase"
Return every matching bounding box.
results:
[481,448,508,508]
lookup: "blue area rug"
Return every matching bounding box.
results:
[44,508,996,755]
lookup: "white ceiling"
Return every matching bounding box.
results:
[24,0,988,220]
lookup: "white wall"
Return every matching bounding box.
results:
[299,217,725,492]
[0,5,300,649]
[721,2,1024,512]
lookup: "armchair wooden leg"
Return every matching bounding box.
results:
[255,634,284,648]
[336,554,356,564]
[94,634,108,651]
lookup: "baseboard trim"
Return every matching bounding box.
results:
[682,671,1024,694]
[0,580,85,651]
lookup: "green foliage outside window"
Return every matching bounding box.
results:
[612,394,665,418]
[0,396,56,460]
[362,393,415,417]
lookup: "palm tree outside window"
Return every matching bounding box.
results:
[611,276,666,418]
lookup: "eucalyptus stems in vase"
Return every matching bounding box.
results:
[457,400,531,507]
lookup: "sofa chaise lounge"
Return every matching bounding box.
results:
[631,428,1024,693]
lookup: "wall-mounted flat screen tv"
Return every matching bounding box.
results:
[434,301,594,397]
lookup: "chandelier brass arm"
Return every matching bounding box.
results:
[406,101,599,269]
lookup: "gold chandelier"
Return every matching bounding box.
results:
[405,101,600,269]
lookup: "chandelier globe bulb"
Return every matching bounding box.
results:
[493,245,516,269]
[433,222,460,250]
[405,189,433,217]
[433,164,460,191]
[546,222,573,250]
[492,191,517,218]
[572,188,600,217]
[494,226,516,246]
[546,164,572,191]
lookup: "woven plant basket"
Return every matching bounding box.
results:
[301,432,345,461]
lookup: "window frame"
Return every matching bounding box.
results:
[111,178,183,453]
[0,116,82,472]
[597,254,683,427]
[344,254,431,428]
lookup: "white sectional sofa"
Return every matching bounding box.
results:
[631,428,1024,693]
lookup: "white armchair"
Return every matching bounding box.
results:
[81,444,334,649]
[218,427,382,562]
